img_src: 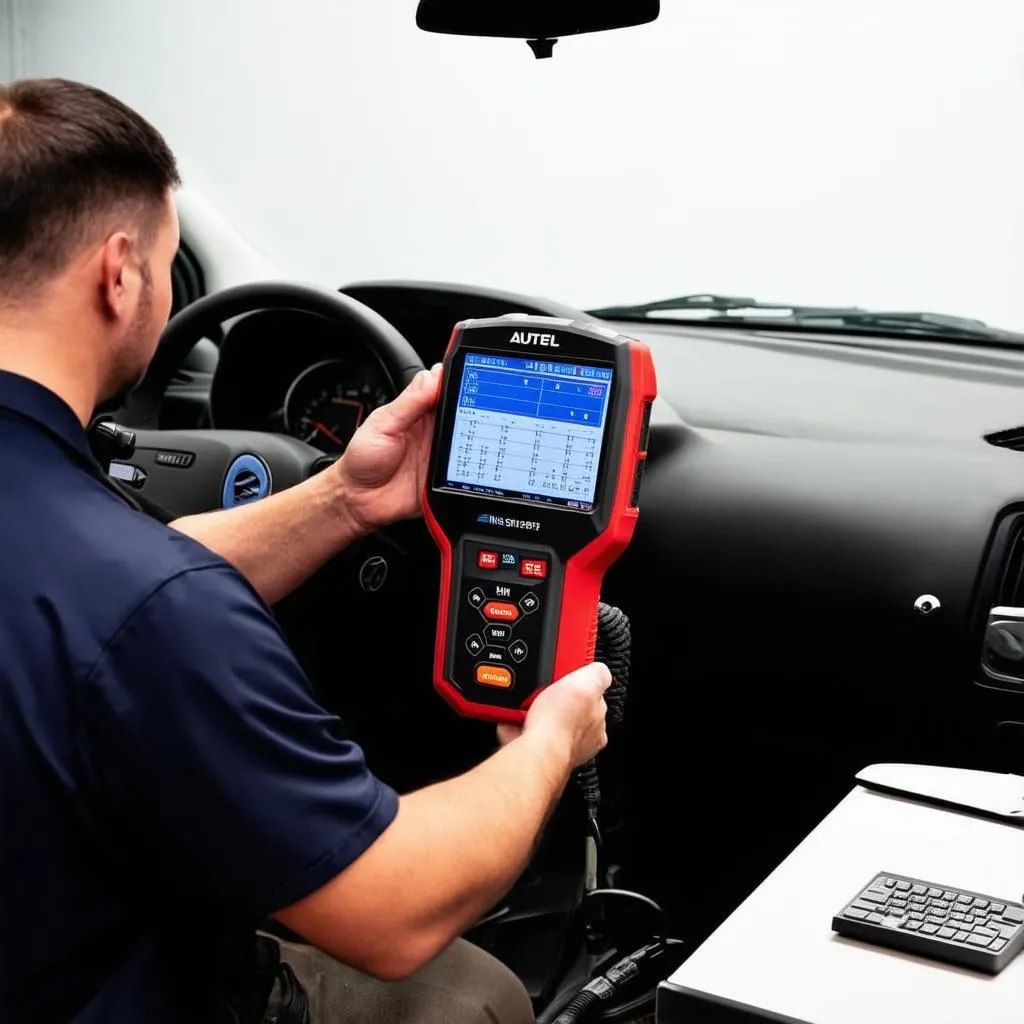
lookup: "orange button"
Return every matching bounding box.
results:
[483,600,519,622]
[476,665,513,688]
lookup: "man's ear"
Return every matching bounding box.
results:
[98,232,133,321]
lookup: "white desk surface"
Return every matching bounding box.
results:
[661,784,1024,1023]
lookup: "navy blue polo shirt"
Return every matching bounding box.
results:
[0,371,399,1023]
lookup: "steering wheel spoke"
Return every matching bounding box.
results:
[120,428,317,517]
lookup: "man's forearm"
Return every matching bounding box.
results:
[170,468,365,606]
[395,729,572,946]
[276,728,574,979]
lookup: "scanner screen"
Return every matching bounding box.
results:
[445,352,614,511]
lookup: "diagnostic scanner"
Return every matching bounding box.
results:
[423,315,657,723]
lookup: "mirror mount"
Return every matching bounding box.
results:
[415,1,659,58]
[526,38,557,60]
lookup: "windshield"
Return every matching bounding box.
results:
[16,2,1024,339]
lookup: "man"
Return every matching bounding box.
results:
[0,78,612,1024]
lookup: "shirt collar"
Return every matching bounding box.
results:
[0,370,94,462]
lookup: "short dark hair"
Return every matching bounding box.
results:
[0,78,181,298]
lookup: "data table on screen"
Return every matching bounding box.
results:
[446,355,613,508]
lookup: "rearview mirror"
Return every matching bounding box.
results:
[415,0,660,58]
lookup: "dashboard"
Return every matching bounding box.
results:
[177,277,1024,949]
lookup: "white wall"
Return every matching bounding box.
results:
[0,0,21,81]
[0,1,8,81]
[12,1,1024,331]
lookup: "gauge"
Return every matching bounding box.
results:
[283,359,393,453]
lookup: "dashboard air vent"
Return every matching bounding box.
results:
[996,526,1024,607]
[979,512,1024,688]
[984,427,1024,451]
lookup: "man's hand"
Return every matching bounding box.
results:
[333,364,442,534]
[497,662,611,767]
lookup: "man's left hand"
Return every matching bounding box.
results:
[333,364,442,534]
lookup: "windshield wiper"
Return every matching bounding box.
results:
[588,294,1024,345]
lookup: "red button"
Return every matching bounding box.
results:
[477,551,498,570]
[483,601,519,622]
[520,559,548,580]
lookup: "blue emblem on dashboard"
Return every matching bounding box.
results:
[222,454,271,509]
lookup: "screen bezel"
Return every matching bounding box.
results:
[430,345,619,516]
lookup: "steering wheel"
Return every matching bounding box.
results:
[106,283,448,774]
[110,281,426,519]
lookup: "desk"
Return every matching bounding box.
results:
[657,784,1024,1023]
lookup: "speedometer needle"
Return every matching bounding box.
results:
[304,419,345,446]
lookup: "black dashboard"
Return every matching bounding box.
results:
[186,278,1024,947]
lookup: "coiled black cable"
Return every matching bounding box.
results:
[536,607,683,1024]
[548,988,603,1024]
[574,603,631,844]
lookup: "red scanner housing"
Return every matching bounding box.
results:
[422,315,657,723]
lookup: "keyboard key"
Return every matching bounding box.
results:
[938,927,956,939]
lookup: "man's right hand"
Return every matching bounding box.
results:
[497,662,612,768]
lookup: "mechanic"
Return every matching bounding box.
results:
[0,78,612,1024]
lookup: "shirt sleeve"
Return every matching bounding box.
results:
[81,564,399,918]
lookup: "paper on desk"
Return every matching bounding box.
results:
[857,763,1024,820]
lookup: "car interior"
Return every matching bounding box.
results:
[92,250,1024,1019]
[18,0,1024,1020]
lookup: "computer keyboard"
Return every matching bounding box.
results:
[832,871,1024,974]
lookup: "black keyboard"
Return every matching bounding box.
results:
[832,871,1024,974]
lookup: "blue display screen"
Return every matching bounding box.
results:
[445,353,614,510]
